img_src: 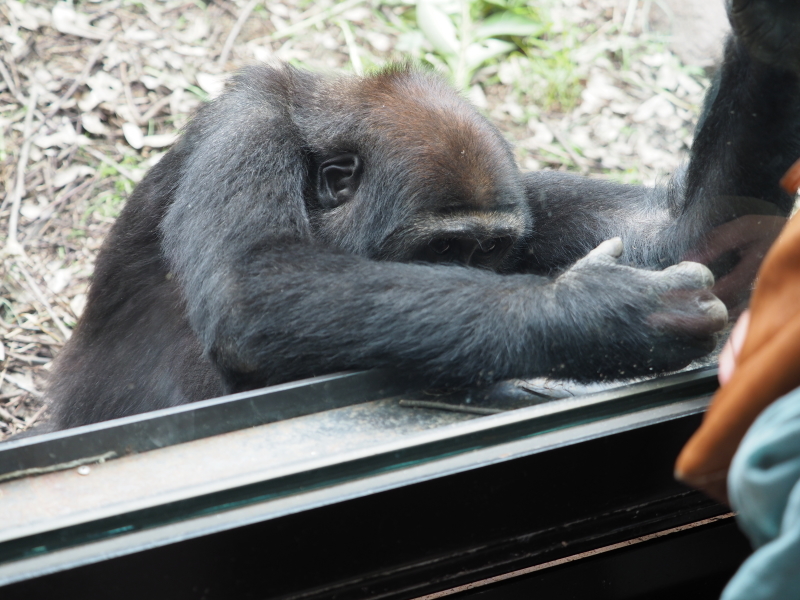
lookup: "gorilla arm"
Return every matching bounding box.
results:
[174,238,726,391]
[152,72,723,391]
[519,29,800,298]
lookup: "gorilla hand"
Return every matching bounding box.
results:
[551,238,728,380]
[728,0,800,71]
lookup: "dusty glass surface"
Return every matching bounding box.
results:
[0,0,795,445]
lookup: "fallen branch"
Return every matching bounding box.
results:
[119,62,145,125]
[258,0,365,42]
[140,94,173,123]
[218,0,259,66]
[13,261,72,342]
[5,88,39,255]
[43,31,116,122]
[1,370,42,398]
[537,115,591,175]
[83,146,143,182]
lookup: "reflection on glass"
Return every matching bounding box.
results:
[684,201,787,319]
[3,0,799,443]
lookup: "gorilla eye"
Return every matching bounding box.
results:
[480,239,497,253]
[431,239,451,254]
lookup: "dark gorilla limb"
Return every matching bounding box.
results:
[726,0,800,72]
[519,20,800,310]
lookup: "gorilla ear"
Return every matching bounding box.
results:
[317,154,363,209]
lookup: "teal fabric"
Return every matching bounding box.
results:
[723,386,800,600]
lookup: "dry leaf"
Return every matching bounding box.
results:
[122,122,144,149]
[7,0,51,31]
[79,71,122,112]
[20,200,44,220]
[53,165,95,189]
[70,294,87,318]
[633,95,675,122]
[33,120,78,149]
[46,268,74,295]
[196,72,225,98]
[142,133,177,149]
[51,2,110,41]
[81,113,108,135]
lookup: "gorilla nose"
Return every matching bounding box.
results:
[429,238,481,265]
[456,240,482,265]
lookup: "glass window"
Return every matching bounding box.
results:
[0,0,789,491]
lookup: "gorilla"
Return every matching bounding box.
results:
[44,0,800,429]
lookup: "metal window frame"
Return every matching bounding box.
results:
[0,367,749,599]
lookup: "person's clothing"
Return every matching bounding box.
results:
[677,210,800,503]
[723,386,800,599]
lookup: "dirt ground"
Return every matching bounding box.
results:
[0,0,725,439]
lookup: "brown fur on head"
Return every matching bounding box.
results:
[304,64,529,267]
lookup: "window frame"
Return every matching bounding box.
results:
[0,367,746,598]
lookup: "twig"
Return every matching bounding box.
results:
[37,177,96,223]
[5,88,39,255]
[57,142,79,163]
[83,146,142,182]
[210,0,239,19]
[159,1,203,14]
[0,92,46,126]
[119,62,145,125]
[23,177,98,245]
[218,0,259,66]
[0,59,19,99]
[622,0,638,34]
[20,171,44,197]
[0,395,24,404]
[0,404,23,425]
[140,95,173,123]
[0,370,42,398]
[43,31,116,122]
[537,115,591,175]
[260,0,365,42]
[337,20,363,76]
[25,403,48,428]
[4,51,22,93]
[13,261,72,341]
[43,157,56,206]
[621,72,695,112]
[380,5,406,30]
[7,352,50,365]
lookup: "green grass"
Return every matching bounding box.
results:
[408,0,544,90]
[78,155,142,225]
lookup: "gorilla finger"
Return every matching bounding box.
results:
[647,294,728,337]
[660,261,715,290]
[587,237,624,259]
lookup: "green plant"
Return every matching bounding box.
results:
[0,297,17,325]
[605,168,645,186]
[185,84,210,103]
[415,0,543,89]
[82,187,127,223]
[525,33,584,111]
[82,155,140,224]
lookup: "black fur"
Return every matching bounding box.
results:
[46,0,800,429]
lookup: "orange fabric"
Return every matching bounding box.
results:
[780,158,800,196]
[676,209,800,503]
